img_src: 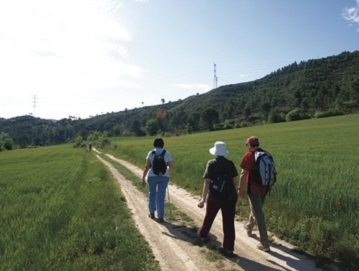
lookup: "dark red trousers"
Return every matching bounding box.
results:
[198,197,237,252]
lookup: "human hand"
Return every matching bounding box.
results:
[238,189,244,199]
[198,200,205,208]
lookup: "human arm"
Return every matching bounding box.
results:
[167,160,173,171]
[238,169,248,200]
[198,179,211,208]
[141,159,151,186]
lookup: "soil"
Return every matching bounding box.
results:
[94,149,334,271]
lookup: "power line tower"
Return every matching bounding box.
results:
[213,62,218,89]
[33,95,37,116]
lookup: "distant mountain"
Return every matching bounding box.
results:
[1,50,358,148]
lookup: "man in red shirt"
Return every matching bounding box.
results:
[238,136,270,252]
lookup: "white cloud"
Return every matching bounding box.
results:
[343,0,359,24]
[0,0,144,119]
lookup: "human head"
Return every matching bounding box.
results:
[245,136,259,148]
[153,137,164,148]
[209,141,229,157]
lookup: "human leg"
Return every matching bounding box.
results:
[245,200,256,235]
[221,199,237,253]
[147,176,158,216]
[198,200,220,239]
[248,193,269,249]
[156,176,169,219]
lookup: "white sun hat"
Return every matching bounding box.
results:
[209,141,229,157]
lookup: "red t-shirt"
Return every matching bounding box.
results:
[240,151,269,195]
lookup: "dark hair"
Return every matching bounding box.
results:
[153,137,164,148]
[250,138,259,147]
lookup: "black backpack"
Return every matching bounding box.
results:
[208,159,236,202]
[151,150,167,176]
[209,174,235,202]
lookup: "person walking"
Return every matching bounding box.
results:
[142,137,173,223]
[198,141,238,256]
[238,136,271,252]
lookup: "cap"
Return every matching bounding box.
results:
[245,136,259,147]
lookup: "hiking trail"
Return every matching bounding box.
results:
[93,148,335,271]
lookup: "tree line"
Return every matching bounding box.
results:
[1,51,358,150]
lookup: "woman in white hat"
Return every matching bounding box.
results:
[197,141,238,257]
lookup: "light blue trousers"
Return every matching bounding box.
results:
[147,175,169,219]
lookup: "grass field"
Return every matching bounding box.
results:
[0,145,159,271]
[104,113,359,269]
[1,114,358,270]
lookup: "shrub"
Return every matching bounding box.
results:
[314,109,344,118]
[286,108,302,121]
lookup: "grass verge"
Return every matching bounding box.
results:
[0,145,159,271]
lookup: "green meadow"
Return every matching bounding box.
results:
[105,113,359,268]
[1,114,358,270]
[0,145,159,271]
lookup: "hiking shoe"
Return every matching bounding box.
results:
[197,229,208,241]
[149,213,155,219]
[224,250,235,257]
[157,218,164,223]
[244,223,252,236]
[257,243,270,252]
[220,248,235,257]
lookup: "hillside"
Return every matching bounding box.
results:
[1,50,358,148]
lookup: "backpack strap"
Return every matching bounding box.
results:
[151,150,166,162]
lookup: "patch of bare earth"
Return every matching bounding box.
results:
[94,150,330,271]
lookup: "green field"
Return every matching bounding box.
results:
[1,114,358,270]
[104,113,359,269]
[0,145,159,271]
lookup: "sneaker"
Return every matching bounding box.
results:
[257,243,270,252]
[157,218,164,223]
[149,213,155,219]
[244,223,252,236]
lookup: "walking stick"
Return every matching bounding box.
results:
[167,186,172,219]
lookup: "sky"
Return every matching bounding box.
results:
[0,0,359,120]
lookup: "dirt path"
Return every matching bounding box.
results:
[94,149,327,271]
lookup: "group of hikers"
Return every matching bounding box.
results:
[141,136,274,257]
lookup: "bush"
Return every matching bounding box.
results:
[314,109,344,118]
[286,108,303,121]
[3,138,13,150]
[269,109,285,123]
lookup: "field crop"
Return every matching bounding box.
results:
[0,145,159,271]
[105,113,359,269]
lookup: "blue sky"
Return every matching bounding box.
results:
[0,0,358,120]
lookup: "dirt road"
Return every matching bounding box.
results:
[94,149,327,271]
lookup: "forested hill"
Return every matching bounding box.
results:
[1,50,359,149]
